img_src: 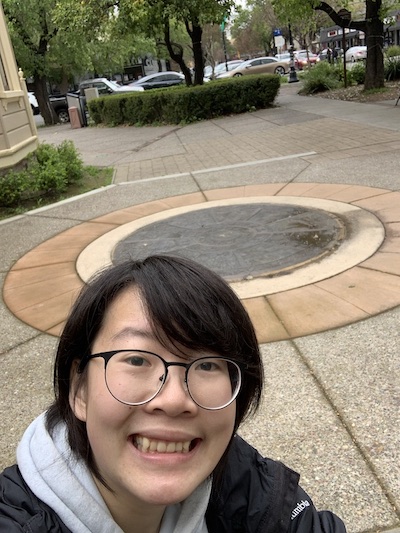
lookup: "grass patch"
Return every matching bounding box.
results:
[0,166,113,220]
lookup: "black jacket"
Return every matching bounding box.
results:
[0,435,345,532]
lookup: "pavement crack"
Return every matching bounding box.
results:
[130,126,183,154]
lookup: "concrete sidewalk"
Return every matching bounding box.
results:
[1,82,400,532]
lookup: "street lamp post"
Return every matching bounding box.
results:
[288,23,299,83]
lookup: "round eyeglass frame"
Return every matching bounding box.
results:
[78,349,244,410]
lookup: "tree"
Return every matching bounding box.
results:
[272,0,400,90]
[231,1,278,57]
[4,0,66,125]
[313,1,385,89]
[3,0,152,125]
[142,0,234,84]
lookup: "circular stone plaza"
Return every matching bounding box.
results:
[2,86,400,533]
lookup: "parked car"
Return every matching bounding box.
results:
[293,50,308,58]
[345,46,367,62]
[49,94,71,123]
[28,91,71,123]
[128,71,185,90]
[294,52,320,69]
[319,48,343,61]
[79,78,144,96]
[28,92,39,115]
[217,56,288,78]
[205,60,244,80]
[275,53,292,66]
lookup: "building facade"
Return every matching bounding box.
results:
[0,0,38,170]
[320,10,400,51]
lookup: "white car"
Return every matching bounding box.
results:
[345,46,367,62]
[28,92,40,115]
[79,78,144,95]
[275,53,291,66]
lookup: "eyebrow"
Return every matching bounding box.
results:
[111,327,156,343]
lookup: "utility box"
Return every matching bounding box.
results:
[69,107,82,129]
[84,87,99,102]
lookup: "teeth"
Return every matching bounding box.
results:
[157,441,167,453]
[134,436,192,454]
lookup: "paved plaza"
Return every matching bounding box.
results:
[1,83,400,532]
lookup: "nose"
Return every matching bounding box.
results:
[145,366,198,416]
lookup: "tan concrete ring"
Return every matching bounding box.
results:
[3,182,400,342]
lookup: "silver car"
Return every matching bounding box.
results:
[345,46,367,62]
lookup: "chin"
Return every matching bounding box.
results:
[139,477,207,506]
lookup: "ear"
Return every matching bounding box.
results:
[69,360,88,422]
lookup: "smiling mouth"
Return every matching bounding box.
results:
[133,435,198,454]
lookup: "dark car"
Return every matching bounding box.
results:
[319,48,343,61]
[28,91,71,123]
[49,94,71,123]
[128,71,185,90]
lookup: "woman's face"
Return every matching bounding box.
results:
[71,287,236,514]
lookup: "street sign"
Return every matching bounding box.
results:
[273,29,282,37]
[274,36,285,49]
[220,14,228,32]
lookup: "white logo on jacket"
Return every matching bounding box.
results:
[291,499,310,520]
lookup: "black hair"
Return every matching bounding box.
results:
[46,255,263,484]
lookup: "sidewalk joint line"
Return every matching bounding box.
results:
[290,338,400,521]
[191,152,317,175]
[116,152,316,184]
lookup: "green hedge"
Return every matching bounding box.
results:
[88,75,281,126]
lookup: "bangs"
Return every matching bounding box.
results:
[132,257,243,359]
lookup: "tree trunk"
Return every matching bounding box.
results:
[33,75,58,126]
[162,21,193,85]
[191,24,204,85]
[364,0,384,90]
[315,1,385,90]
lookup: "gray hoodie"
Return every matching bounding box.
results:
[17,413,211,533]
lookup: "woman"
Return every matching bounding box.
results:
[0,255,346,532]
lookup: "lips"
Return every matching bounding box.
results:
[133,435,199,454]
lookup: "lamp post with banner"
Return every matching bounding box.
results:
[287,23,299,83]
[220,15,229,72]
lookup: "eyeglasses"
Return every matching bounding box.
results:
[78,350,242,410]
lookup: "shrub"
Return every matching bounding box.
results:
[0,141,84,207]
[385,56,400,80]
[0,170,31,207]
[385,45,400,58]
[348,62,366,85]
[32,143,68,192]
[57,140,84,184]
[88,75,281,126]
[300,61,341,94]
